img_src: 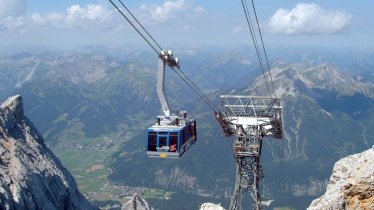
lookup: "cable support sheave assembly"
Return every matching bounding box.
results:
[108,0,220,114]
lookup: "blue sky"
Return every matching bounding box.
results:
[1,0,373,49]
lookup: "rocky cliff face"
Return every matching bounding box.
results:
[308,146,374,210]
[121,193,154,210]
[0,95,96,210]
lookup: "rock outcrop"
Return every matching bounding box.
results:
[0,95,97,210]
[121,193,154,210]
[308,146,374,210]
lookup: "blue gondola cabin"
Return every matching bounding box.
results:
[146,117,197,158]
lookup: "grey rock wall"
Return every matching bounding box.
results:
[0,95,97,210]
[308,146,374,210]
[122,193,154,210]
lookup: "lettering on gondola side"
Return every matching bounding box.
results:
[169,144,177,152]
[156,146,169,152]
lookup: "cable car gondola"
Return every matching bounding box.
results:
[108,1,219,158]
[146,113,196,158]
[145,52,198,158]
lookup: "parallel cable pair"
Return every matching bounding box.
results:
[240,0,276,97]
[109,0,276,112]
[108,0,220,113]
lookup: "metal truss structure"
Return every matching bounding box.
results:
[217,95,283,210]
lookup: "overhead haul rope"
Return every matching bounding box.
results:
[116,0,163,52]
[242,2,284,203]
[109,0,220,113]
[250,0,276,97]
[240,0,276,97]
[171,66,220,112]
[241,0,270,95]
[108,0,160,54]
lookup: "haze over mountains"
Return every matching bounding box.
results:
[1,45,374,209]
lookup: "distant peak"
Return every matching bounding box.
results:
[0,95,23,119]
[122,193,154,210]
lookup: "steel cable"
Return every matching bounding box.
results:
[240,0,271,96]
[172,67,220,112]
[117,0,163,52]
[109,0,221,113]
[108,0,159,54]
[250,0,276,97]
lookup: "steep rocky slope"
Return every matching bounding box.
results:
[121,193,154,210]
[3,48,374,209]
[0,95,96,210]
[308,146,374,210]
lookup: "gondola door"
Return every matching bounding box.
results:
[157,132,168,152]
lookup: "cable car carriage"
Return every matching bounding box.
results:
[147,112,197,158]
[146,51,197,158]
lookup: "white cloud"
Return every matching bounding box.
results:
[267,3,351,35]
[0,16,25,32]
[31,13,46,25]
[140,0,187,23]
[0,3,114,34]
[44,12,65,26]
[0,1,194,34]
[65,4,111,25]
[232,26,242,34]
[193,6,207,15]
[30,4,113,29]
[183,24,193,31]
[0,0,27,32]
[0,0,26,17]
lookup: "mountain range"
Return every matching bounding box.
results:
[1,46,374,209]
[109,59,374,209]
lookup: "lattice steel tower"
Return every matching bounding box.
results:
[216,95,283,210]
